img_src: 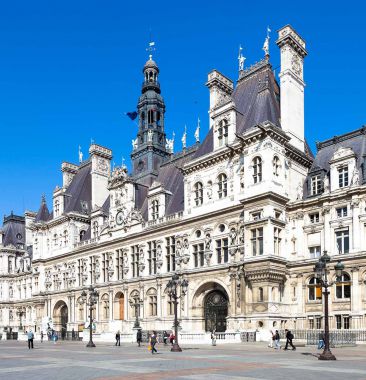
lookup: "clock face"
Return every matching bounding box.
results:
[116,211,124,225]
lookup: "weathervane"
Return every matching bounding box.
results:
[262,26,271,57]
[146,29,156,60]
[238,45,245,71]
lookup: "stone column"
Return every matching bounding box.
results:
[351,199,361,252]
[109,289,113,321]
[156,278,162,318]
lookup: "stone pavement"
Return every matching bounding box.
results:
[1,340,366,380]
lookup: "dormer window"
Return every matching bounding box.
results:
[311,175,322,195]
[54,200,60,217]
[338,166,349,188]
[336,206,348,218]
[194,182,203,206]
[92,221,99,239]
[152,199,159,220]
[252,157,262,183]
[309,213,320,223]
[218,119,228,147]
[217,173,227,199]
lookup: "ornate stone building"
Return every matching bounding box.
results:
[1,25,365,339]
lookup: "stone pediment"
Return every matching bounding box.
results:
[330,146,356,164]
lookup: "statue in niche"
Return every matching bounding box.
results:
[205,233,212,251]
[147,129,153,142]
[323,175,330,193]
[230,228,237,246]
[352,167,360,186]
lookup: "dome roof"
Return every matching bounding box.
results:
[144,55,159,70]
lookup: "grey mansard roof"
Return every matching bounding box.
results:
[64,161,92,214]
[34,196,50,223]
[1,213,25,248]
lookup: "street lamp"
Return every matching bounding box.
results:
[129,295,143,329]
[80,285,99,348]
[165,273,189,352]
[16,308,25,331]
[314,251,345,361]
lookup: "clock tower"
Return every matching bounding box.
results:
[130,55,171,186]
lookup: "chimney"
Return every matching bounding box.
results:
[61,162,78,187]
[206,70,233,129]
[89,143,112,209]
[276,25,307,152]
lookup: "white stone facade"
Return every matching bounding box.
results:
[1,24,366,341]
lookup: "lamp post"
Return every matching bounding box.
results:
[129,296,143,329]
[314,251,345,361]
[165,273,188,352]
[16,308,25,331]
[80,285,99,348]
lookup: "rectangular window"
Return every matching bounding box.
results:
[311,175,322,195]
[216,238,228,264]
[336,315,342,329]
[193,243,205,268]
[251,228,264,256]
[309,246,321,259]
[148,241,157,275]
[344,316,350,329]
[251,211,262,221]
[274,228,282,255]
[309,213,320,223]
[316,317,322,329]
[167,295,174,315]
[131,245,140,278]
[336,229,349,254]
[115,250,124,281]
[166,236,176,272]
[309,318,314,329]
[338,166,349,188]
[336,206,348,218]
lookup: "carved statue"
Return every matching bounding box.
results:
[206,182,213,200]
[230,228,237,246]
[147,129,153,142]
[132,138,138,150]
[296,182,303,200]
[205,233,212,251]
[323,175,329,193]
[352,167,360,186]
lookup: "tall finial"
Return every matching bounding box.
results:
[262,26,271,57]
[238,45,245,71]
[41,194,46,204]
[78,145,83,163]
[194,117,200,143]
[181,125,187,149]
[121,157,126,169]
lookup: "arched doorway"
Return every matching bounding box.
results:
[53,300,68,336]
[204,290,228,332]
[114,292,125,320]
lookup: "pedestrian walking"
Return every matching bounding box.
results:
[136,329,142,347]
[163,330,169,345]
[211,329,217,346]
[274,330,281,350]
[150,331,158,354]
[115,330,121,346]
[40,331,44,343]
[27,330,34,349]
[71,328,75,341]
[284,329,296,350]
[268,330,274,348]
[318,331,325,349]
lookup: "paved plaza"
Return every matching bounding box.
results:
[1,341,366,380]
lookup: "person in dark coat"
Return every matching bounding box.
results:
[318,332,325,349]
[150,331,158,354]
[284,329,296,350]
[27,330,34,349]
[115,330,121,346]
[163,330,169,345]
[136,329,142,347]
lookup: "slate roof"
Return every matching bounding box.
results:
[1,213,25,248]
[64,162,92,214]
[34,196,50,223]
[303,127,366,198]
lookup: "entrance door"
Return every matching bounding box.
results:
[119,295,124,320]
[204,291,228,332]
[60,305,68,339]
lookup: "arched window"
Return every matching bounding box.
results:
[308,277,322,301]
[218,119,229,146]
[53,233,58,247]
[253,157,262,183]
[151,199,159,220]
[258,287,264,302]
[217,173,228,199]
[273,156,280,177]
[147,288,157,316]
[336,273,351,299]
[63,230,68,246]
[194,182,203,206]
[79,230,86,241]
[101,293,110,320]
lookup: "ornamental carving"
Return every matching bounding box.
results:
[291,54,302,76]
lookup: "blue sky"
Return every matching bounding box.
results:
[0,0,365,218]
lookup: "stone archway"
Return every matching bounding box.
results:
[192,281,230,332]
[53,300,68,336]
[204,290,228,332]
